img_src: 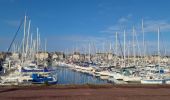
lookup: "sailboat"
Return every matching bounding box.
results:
[0,14,57,85]
[141,27,165,84]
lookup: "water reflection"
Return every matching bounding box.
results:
[53,66,108,84]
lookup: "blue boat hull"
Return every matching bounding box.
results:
[31,74,57,84]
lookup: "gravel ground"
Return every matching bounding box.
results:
[0,85,170,100]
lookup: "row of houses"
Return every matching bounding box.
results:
[64,52,114,62]
[1,51,170,64]
[41,51,114,62]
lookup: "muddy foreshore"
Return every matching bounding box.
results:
[0,84,170,100]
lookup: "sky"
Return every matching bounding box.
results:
[0,0,170,55]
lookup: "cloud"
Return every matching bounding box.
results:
[143,20,170,32]
[46,33,116,52]
[100,18,170,54]
[101,17,170,35]
[48,34,109,44]
[118,17,128,23]
[100,14,134,35]
[100,25,122,34]
[118,13,133,24]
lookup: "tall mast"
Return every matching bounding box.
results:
[39,33,41,51]
[128,41,130,67]
[44,38,47,61]
[158,27,160,74]
[26,20,31,57]
[45,38,47,53]
[88,43,90,55]
[30,33,33,51]
[22,14,27,64]
[142,19,146,67]
[158,27,160,60]
[133,26,136,66]
[30,33,33,60]
[23,15,26,53]
[36,28,39,53]
[88,43,91,62]
[109,42,112,53]
[36,28,39,65]
[115,32,118,65]
[33,40,36,61]
[124,30,126,67]
[142,19,145,57]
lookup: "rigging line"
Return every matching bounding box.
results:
[8,18,24,52]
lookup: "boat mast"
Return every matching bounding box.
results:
[109,42,112,53]
[26,20,31,58]
[22,14,27,64]
[115,32,118,66]
[124,30,126,67]
[45,38,47,53]
[142,19,146,66]
[33,40,36,61]
[108,42,112,63]
[88,43,91,62]
[133,27,136,66]
[44,38,47,61]
[39,33,41,51]
[30,33,33,60]
[37,28,39,53]
[37,27,39,65]
[128,41,130,67]
[158,27,160,74]
[135,29,141,66]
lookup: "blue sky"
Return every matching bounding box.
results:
[0,0,170,54]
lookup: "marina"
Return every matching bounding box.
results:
[1,0,170,100]
[1,14,170,85]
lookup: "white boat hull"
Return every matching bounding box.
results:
[141,79,164,84]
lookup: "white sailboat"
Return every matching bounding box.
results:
[141,27,164,84]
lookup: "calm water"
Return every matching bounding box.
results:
[52,66,108,84]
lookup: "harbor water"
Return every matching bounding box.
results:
[52,66,108,84]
